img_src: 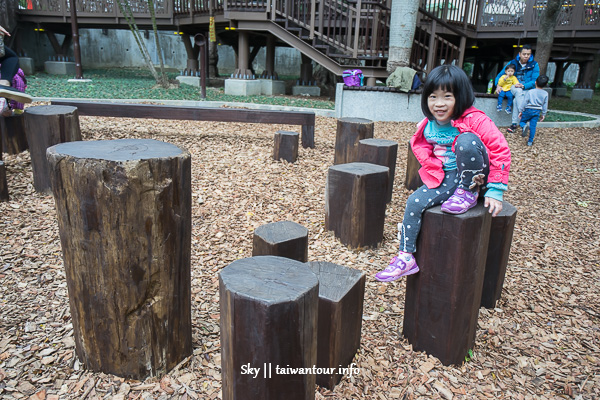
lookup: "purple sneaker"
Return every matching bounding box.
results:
[375,252,419,282]
[441,188,478,214]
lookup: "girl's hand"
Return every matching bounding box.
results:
[0,26,9,36]
[484,197,503,217]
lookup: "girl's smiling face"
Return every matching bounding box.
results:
[427,87,456,124]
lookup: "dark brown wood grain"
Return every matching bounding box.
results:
[403,203,491,366]
[333,118,374,165]
[47,138,192,379]
[24,105,82,193]
[273,130,299,163]
[252,221,308,262]
[405,142,423,191]
[51,100,316,148]
[0,114,29,155]
[0,161,8,202]
[481,201,517,309]
[308,261,365,390]
[220,256,318,400]
[325,162,388,249]
[357,138,398,203]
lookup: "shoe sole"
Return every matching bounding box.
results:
[375,266,420,282]
[441,203,477,214]
[522,127,529,138]
[0,87,33,104]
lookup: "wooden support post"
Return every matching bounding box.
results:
[0,114,29,154]
[403,204,492,366]
[220,256,318,400]
[405,142,423,191]
[481,201,517,309]
[0,161,8,202]
[334,118,374,165]
[252,221,308,262]
[273,130,299,163]
[24,105,82,193]
[325,162,388,249]
[308,261,365,390]
[358,138,398,203]
[46,138,192,379]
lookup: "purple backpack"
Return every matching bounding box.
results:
[343,69,364,87]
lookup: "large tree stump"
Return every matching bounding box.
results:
[325,162,388,249]
[0,161,8,202]
[273,130,299,163]
[405,142,423,191]
[334,118,374,165]
[481,201,517,309]
[252,221,308,262]
[403,203,491,366]
[1,114,29,154]
[47,138,192,379]
[358,138,398,203]
[220,256,318,400]
[308,261,365,389]
[24,105,82,193]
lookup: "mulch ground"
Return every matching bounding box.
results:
[1,107,599,400]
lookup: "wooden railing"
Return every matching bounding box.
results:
[173,0,225,15]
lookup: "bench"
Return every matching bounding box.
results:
[51,100,316,148]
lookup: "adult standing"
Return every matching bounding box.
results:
[494,44,540,133]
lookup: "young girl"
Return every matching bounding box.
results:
[376,65,511,282]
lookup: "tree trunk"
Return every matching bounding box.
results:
[209,41,219,78]
[536,0,562,75]
[387,0,420,72]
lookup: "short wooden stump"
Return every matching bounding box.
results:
[0,113,28,154]
[25,105,82,192]
[325,162,388,248]
[481,201,517,309]
[47,138,192,379]
[334,118,374,165]
[403,203,491,366]
[0,161,8,202]
[252,220,309,262]
[273,130,299,163]
[308,261,365,389]
[220,256,319,400]
[405,142,423,191]
[358,138,398,203]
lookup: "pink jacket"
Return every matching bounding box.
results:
[410,106,511,189]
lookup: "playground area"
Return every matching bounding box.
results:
[0,108,599,399]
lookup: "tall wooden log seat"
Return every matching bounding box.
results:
[358,138,398,203]
[273,130,299,163]
[403,203,492,366]
[307,261,365,390]
[481,201,518,309]
[0,161,8,202]
[252,221,309,262]
[25,105,82,193]
[334,118,374,165]
[1,114,29,154]
[47,138,192,379]
[220,256,318,400]
[325,162,388,249]
[405,142,423,191]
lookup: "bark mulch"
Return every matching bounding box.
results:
[1,107,599,399]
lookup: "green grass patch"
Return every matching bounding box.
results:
[545,111,596,122]
[549,88,600,116]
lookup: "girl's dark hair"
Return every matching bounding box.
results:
[421,65,475,121]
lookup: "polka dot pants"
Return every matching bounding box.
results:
[398,132,489,253]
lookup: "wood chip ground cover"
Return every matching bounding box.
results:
[1,108,599,399]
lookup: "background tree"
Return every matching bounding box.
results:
[535,0,562,75]
[387,0,420,72]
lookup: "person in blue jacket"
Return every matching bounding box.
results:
[494,44,540,133]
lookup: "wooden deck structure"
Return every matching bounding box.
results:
[13,0,600,85]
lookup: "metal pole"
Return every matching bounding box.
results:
[69,0,83,79]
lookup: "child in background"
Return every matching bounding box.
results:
[496,64,519,114]
[518,75,549,146]
[375,65,511,282]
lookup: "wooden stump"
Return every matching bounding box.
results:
[308,261,365,389]
[481,201,517,309]
[252,221,308,262]
[273,130,299,163]
[0,161,8,202]
[220,256,318,400]
[358,138,398,203]
[1,114,29,155]
[325,162,388,249]
[334,118,374,165]
[47,138,192,379]
[403,203,492,366]
[24,105,82,193]
[405,142,423,191]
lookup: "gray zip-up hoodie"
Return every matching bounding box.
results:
[519,88,548,116]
